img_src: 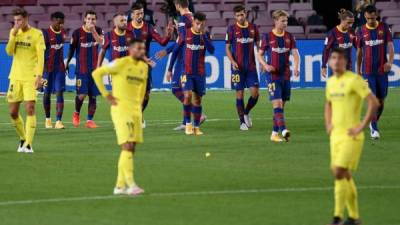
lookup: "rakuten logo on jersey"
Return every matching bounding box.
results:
[271,47,290,54]
[236,37,254,44]
[186,44,205,50]
[338,43,353,49]
[80,42,98,48]
[50,43,63,50]
[113,46,128,52]
[365,39,384,46]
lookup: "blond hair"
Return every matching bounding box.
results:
[338,8,354,20]
[272,10,289,20]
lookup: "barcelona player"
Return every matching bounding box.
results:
[171,12,214,135]
[128,3,173,127]
[322,9,356,77]
[66,10,104,128]
[356,5,394,139]
[325,48,379,225]
[226,5,260,131]
[92,38,148,196]
[42,12,67,129]
[257,10,300,142]
[98,13,133,66]
[6,8,45,153]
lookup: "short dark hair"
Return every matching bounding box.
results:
[233,5,246,13]
[131,3,144,11]
[129,38,145,46]
[113,12,125,18]
[193,12,206,21]
[364,5,377,14]
[12,8,28,18]
[174,0,189,8]
[51,11,65,20]
[330,48,349,60]
[84,10,97,18]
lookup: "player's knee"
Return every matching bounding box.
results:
[56,92,63,97]
[236,90,244,99]
[122,142,135,152]
[10,111,19,119]
[333,167,349,179]
[25,103,35,115]
[78,94,86,100]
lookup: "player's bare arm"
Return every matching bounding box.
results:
[225,43,239,70]
[324,101,333,135]
[292,48,300,77]
[257,49,275,72]
[97,48,106,68]
[356,47,362,75]
[384,42,395,72]
[348,93,379,137]
[88,24,104,45]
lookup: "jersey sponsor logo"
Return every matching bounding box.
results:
[271,47,290,54]
[113,46,128,52]
[126,75,145,83]
[186,44,205,50]
[324,37,328,45]
[364,39,384,46]
[236,37,254,44]
[178,22,186,27]
[338,42,353,49]
[80,42,98,48]
[16,41,32,47]
[50,43,64,50]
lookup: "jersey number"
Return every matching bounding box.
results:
[231,74,240,83]
[42,79,48,87]
[268,82,276,93]
[76,79,82,87]
[181,75,187,83]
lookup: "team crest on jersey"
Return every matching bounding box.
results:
[27,36,31,40]
[378,30,384,35]
[285,38,291,43]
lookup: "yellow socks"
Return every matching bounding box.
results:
[334,179,349,219]
[25,115,36,146]
[347,178,359,219]
[116,150,135,188]
[11,115,26,141]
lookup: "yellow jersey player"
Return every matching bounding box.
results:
[92,38,148,196]
[6,8,45,153]
[325,48,379,225]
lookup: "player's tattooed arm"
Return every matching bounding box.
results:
[97,49,106,68]
[89,26,104,45]
[356,48,362,75]
[66,31,78,73]
[384,42,394,72]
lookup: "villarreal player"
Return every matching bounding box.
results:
[42,12,67,129]
[6,8,45,153]
[257,10,300,142]
[356,5,394,139]
[92,38,148,196]
[226,5,260,131]
[325,48,379,225]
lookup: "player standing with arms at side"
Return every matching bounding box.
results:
[98,13,133,66]
[172,12,214,135]
[42,12,67,129]
[65,10,104,129]
[322,9,356,77]
[257,10,300,142]
[128,3,173,127]
[226,5,260,131]
[6,8,45,153]
[325,48,379,225]
[356,5,394,139]
[92,39,148,196]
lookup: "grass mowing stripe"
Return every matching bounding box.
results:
[0,185,399,206]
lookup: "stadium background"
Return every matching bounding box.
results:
[0,0,399,91]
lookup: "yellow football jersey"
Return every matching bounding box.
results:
[6,26,45,81]
[92,56,148,111]
[326,71,371,136]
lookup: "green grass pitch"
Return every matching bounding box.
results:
[0,89,399,225]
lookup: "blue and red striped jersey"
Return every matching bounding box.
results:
[102,29,133,61]
[167,13,193,71]
[174,28,215,76]
[70,26,104,74]
[127,21,170,54]
[226,22,260,72]
[260,31,297,80]
[356,22,393,75]
[42,26,66,73]
[322,26,356,69]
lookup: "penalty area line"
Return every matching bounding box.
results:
[0,185,399,206]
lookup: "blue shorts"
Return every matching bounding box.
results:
[363,73,388,99]
[42,71,65,94]
[76,73,100,96]
[171,63,183,90]
[231,69,259,90]
[181,74,206,96]
[266,74,291,101]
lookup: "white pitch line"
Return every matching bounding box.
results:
[0,185,399,206]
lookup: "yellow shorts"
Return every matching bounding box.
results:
[330,134,364,171]
[6,79,37,103]
[111,106,143,145]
